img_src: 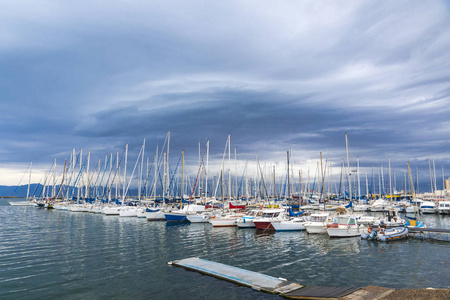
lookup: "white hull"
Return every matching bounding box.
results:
[9,201,30,206]
[103,206,121,215]
[69,205,90,212]
[236,218,255,228]
[327,226,365,237]
[304,223,327,234]
[187,213,210,223]
[146,210,166,221]
[353,205,370,212]
[90,206,104,214]
[420,208,437,214]
[119,207,138,217]
[271,220,306,231]
[209,218,237,227]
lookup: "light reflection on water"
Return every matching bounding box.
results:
[0,199,449,299]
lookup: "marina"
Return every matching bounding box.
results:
[1,198,449,299]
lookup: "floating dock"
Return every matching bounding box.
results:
[168,257,302,294]
[169,257,361,299]
[169,257,450,299]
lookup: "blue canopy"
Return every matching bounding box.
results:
[288,207,305,217]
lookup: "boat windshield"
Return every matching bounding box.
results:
[333,217,350,224]
[262,212,280,218]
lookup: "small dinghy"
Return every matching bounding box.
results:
[362,226,409,242]
[377,227,408,242]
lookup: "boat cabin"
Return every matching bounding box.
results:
[328,215,358,228]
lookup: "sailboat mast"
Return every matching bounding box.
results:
[205,140,209,200]
[85,151,90,199]
[181,149,184,202]
[345,133,352,202]
[428,158,434,194]
[433,158,437,194]
[153,145,158,200]
[357,156,361,200]
[122,144,128,204]
[288,151,291,199]
[228,135,231,201]
[115,151,119,200]
[26,162,32,200]
[139,139,146,201]
[167,131,170,199]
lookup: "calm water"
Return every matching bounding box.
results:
[1,198,449,299]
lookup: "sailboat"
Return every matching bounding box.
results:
[9,162,33,206]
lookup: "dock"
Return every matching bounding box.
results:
[168,257,303,294]
[408,227,450,241]
[169,257,450,299]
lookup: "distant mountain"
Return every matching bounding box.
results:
[0,184,44,197]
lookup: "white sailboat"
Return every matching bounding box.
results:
[9,162,33,206]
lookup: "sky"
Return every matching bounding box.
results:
[1,1,449,191]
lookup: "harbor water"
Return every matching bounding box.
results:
[1,198,449,299]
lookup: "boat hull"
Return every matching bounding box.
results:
[271,221,306,231]
[187,213,210,223]
[304,223,327,234]
[103,207,121,215]
[236,217,255,228]
[209,218,236,227]
[253,221,274,230]
[8,201,30,206]
[377,227,408,242]
[327,226,364,237]
[165,212,189,222]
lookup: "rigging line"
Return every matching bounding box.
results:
[189,144,208,202]
[164,152,183,198]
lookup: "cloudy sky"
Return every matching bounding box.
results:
[1,1,449,190]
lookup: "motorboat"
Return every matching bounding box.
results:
[271,217,307,231]
[209,212,243,227]
[373,208,405,228]
[326,215,366,238]
[253,209,285,230]
[405,198,423,214]
[420,201,437,214]
[437,201,450,214]
[236,209,262,228]
[303,212,330,234]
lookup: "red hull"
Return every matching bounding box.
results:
[254,221,274,230]
[229,203,246,210]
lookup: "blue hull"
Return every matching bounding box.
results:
[165,213,189,222]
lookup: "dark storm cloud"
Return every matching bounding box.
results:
[0,1,449,185]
